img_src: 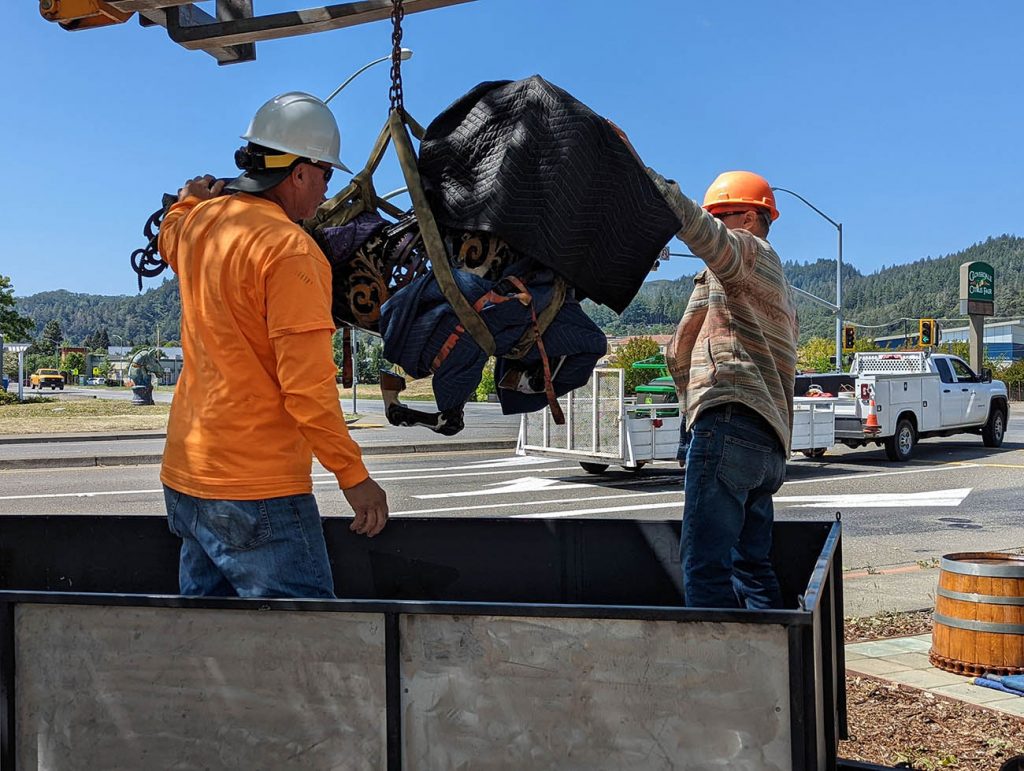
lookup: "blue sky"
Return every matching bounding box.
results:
[3,1,1022,297]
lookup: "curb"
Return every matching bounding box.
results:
[0,439,518,471]
[0,432,167,445]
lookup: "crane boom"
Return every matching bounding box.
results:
[39,0,475,65]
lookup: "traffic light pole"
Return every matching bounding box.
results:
[835,222,844,370]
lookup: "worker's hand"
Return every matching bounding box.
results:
[343,477,389,537]
[178,174,226,203]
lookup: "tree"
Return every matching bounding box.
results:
[358,338,391,384]
[609,336,662,394]
[797,337,835,373]
[62,351,86,375]
[0,275,34,342]
[474,357,496,401]
[40,319,63,351]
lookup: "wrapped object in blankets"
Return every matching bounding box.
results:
[315,74,682,431]
[380,258,607,414]
[418,74,682,313]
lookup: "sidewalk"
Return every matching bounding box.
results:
[846,633,1024,719]
[0,407,521,470]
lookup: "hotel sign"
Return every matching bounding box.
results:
[959,261,994,316]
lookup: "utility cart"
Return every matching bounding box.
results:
[517,368,682,473]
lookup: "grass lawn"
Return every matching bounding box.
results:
[337,376,442,402]
[0,397,171,434]
[0,377,453,435]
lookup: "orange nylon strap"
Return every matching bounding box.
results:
[503,276,564,424]
[472,289,530,312]
[431,324,465,372]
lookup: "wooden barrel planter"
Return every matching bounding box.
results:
[930,552,1024,676]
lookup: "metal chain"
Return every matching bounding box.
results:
[388,0,405,112]
[130,193,176,291]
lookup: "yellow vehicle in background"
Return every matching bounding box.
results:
[30,368,65,390]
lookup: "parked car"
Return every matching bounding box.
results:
[86,377,105,386]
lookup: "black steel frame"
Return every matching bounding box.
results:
[0,517,850,770]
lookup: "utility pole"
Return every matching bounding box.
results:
[351,328,359,416]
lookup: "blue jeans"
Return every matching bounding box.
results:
[163,485,336,599]
[681,403,786,609]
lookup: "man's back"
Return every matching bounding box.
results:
[160,192,339,499]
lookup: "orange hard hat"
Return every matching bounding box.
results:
[703,171,779,221]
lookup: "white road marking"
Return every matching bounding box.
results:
[0,488,163,501]
[511,501,682,519]
[782,463,980,487]
[390,489,679,516]
[777,487,972,509]
[317,456,559,476]
[413,476,594,499]
[313,466,582,484]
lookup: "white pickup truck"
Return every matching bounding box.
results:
[798,352,1009,462]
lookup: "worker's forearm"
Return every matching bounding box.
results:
[647,169,752,284]
[271,329,369,489]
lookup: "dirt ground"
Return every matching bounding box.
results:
[841,611,1024,769]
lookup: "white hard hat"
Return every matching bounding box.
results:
[241,91,350,172]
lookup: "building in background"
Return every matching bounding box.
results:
[873,319,1024,363]
[939,319,1024,363]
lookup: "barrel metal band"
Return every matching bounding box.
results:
[933,612,1024,635]
[938,587,1024,606]
[940,556,1024,578]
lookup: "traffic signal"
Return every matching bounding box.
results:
[919,318,935,347]
[842,325,856,352]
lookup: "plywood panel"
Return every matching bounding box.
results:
[16,605,387,771]
[401,615,792,771]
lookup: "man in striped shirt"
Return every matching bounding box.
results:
[649,170,799,609]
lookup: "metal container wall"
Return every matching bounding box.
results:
[0,516,845,770]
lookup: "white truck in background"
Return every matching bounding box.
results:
[798,352,1009,462]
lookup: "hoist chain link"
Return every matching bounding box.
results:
[388,0,405,112]
[130,193,176,291]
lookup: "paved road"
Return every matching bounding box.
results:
[2,414,1022,615]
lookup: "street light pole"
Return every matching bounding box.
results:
[771,187,844,371]
[323,48,413,105]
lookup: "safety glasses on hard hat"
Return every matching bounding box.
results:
[304,161,333,184]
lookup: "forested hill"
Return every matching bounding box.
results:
[586,234,1024,342]
[15,279,182,345]
[13,235,1024,346]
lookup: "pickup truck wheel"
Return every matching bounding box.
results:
[801,448,827,458]
[982,407,1006,448]
[580,462,610,474]
[884,418,915,462]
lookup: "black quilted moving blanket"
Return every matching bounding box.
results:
[418,75,683,315]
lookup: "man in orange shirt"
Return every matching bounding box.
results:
[158,92,388,598]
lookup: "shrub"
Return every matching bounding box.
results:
[475,358,496,402]
[609,336,663,394]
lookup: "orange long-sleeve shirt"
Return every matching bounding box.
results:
[158,192,367,499]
